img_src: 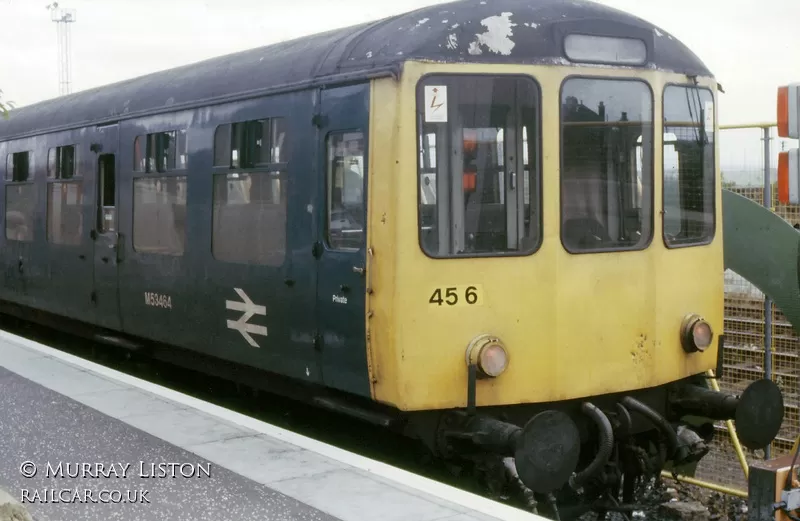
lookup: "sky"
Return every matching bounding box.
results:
[1,0,799,180]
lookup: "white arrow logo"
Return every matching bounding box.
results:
[225,288,268,348]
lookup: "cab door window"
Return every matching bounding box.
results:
[326,131,365,250]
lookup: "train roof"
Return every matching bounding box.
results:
[0,0,713,141]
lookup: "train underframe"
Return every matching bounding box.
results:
[0,302,784,520]
[404,375,784,520]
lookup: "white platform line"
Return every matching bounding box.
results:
[0,329,544,521]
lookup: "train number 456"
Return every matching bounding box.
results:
[429,285,483,307]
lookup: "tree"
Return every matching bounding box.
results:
[0,89,14,119]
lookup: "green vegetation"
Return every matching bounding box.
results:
[0,89,14,119]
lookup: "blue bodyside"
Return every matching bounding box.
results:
[0,84,372,397]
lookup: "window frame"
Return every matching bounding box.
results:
[414,72,544,260]
[661,82,716,249]
[325,129,367,252]
[210,116,290,265]
[558,74,656,255]
[133,130,188,173]
[48,144,79,179]
[4,150,35,243]
[6,150,32,182]
[212,118,290,169]
[131,128,189,256]
[46,179,84,246]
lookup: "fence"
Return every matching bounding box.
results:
[687,123,800,493]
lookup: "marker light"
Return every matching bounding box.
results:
[777,84,799,139]
[680,314,713,353]
[777,83,800,204]
[778,86,789,138]
[466,334,509,378]
[778,150,800,204]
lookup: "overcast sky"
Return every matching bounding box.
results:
[1,0,798,177]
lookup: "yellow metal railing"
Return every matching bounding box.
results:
[661,370,750,498]
[720,122,777,130]
[662,120,800,499]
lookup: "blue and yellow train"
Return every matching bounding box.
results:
[0,0,786,517]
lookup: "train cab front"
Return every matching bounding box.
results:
[365,55,786,517]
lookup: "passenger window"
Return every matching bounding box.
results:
[211,172,286,266]
[663,85,715,246]
[133,176,187,255]
[47,181,83,246]
[5,150,35,242]
[48,145,77,179]
[416,75,541,257]
[211,116,289,265]
[133,130,187,172]
[47,146,83,245]
[6,151,31,182]
[560,77,653,252]
[213,125,231,167]
[327,132,365,250]
[213,118,290,169]
[133,136,145,171]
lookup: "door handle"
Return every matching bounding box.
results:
[352,266,365,275]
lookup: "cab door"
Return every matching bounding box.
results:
[314,84,371,397]
[90,124,122,331]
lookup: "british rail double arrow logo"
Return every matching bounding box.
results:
[225,288,268,348]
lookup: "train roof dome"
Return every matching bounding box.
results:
[0,0,712,140]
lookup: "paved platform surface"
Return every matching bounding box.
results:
[0,329,542,521]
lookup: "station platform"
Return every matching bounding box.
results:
[0,329,543,521]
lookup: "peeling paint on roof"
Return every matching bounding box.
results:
[545,57,571,66]
[446,33,458,50]
[471,12,517,56]
[0,0,716,141]
[416,18,430,27]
